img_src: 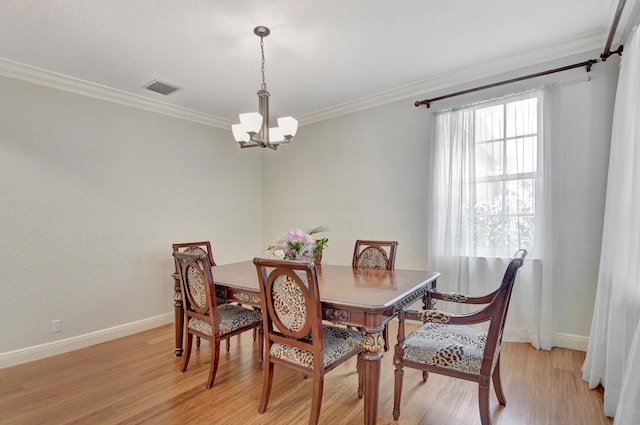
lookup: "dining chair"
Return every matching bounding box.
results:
[352,239,398,350]
[173,250,263,389]
[254,258,364,425]
[392,249,527,425]
[172,241,257,351]
[352,239,398,270]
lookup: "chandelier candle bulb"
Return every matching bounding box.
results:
[278,116,298,138]
[231,124,249,142]
[269,127,284,142]
[239,112,263,134]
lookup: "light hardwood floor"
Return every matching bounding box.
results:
[0,322,612,425]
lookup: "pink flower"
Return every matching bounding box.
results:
[267,226,328,261]
[289,228,314,244]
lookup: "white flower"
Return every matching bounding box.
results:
[272,249,285,259]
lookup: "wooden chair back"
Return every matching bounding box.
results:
[253,258,364,424]
[352,239,398,350]
[173,250,220,338]
[254,258,324,363]
[174,250,263,389]
[352,240,398,270]
[172,241,215,271]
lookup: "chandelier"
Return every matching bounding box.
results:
[232,26,298,150]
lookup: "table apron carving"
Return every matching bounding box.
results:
[323,307,352,324]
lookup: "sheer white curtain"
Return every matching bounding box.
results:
[427,91,555,349]
[582,26,640,421]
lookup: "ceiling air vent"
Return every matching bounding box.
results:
[144,80,181,96]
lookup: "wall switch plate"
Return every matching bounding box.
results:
[52,319,61,333]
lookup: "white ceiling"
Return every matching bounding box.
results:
[0,1,633,127]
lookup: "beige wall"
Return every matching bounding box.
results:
[261,100,430,269]
[0,75,263,360]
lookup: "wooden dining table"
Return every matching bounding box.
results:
[172,261,440,425]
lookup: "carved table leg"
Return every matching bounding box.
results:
[423,279,438,310]
[362,331,385,425]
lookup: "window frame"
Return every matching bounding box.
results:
[467,92,541,257]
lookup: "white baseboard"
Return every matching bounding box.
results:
[1,315,590,369]
[503,327,589,352]
[553,332,589,352]
[0,313,173,369]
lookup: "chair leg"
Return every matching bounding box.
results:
[393,364,404,420]
[258,361,274,414]
[196,336,201,348]
[226,338,230,351]
[252,307,260,341]
[257,325,264,366]
[422,370,429,382]
[357,353,364,399]
[492,357,506,406]
[206,339,221,389]
[478,376,492,425]
[309,370,324,425]
[181,332,193,372]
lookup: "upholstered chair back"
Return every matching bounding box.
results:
[174,251,219,335]
[352,240,398,270]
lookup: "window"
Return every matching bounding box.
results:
[433,92,540,257]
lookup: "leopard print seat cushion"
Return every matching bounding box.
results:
[270,325,363,369]
[188,303,261,336]
[403,322,499,375]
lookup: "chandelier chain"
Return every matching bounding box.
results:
[260,36,266,90]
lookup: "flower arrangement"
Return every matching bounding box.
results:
[267,226,329,262]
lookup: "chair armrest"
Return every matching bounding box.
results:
[418,309,453,323]
[402,306,495,326]
[402,309,451,323]
[430,288,497,305]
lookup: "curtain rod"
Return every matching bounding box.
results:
[415,0,626,109]
[601,0,626,60]
[414,60,597,108]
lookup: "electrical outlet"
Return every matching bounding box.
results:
[51,319,61,333]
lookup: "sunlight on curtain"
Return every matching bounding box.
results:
[428,91,553,349]
[582,26,640,421]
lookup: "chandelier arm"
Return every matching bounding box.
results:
[270,138,291,146]
[240,142,262,149]
[241,139,278,150]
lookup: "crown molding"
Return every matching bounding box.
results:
[0,58,231,129]
[298,30,608,126]
[0,27,617,130]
